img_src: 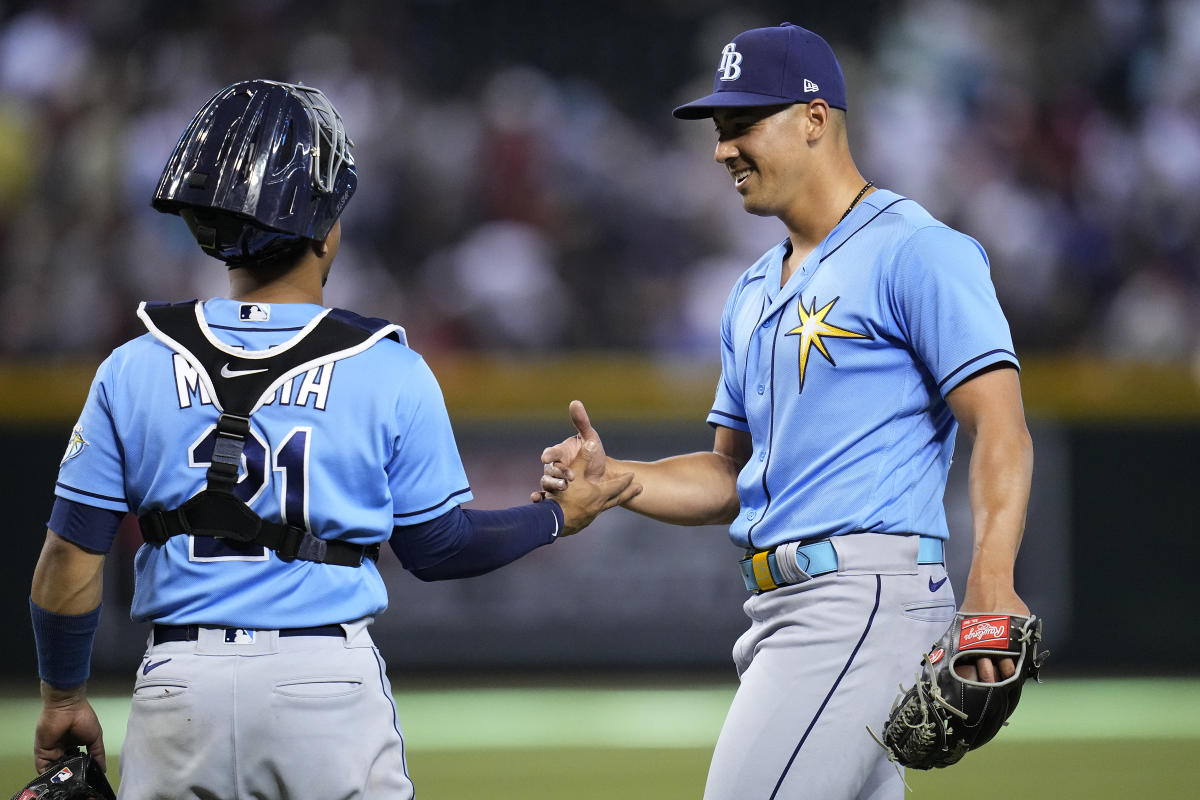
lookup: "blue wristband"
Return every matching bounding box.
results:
[30,597,101,690]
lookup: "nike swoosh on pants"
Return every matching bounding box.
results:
[142,658,172,675]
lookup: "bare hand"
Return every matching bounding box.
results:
[532,400,607,501]
[35,683,106,773]
[548,434,640,535]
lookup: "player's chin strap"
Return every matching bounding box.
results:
[135,300,402,568]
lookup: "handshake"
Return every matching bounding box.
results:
[531,400,640,536]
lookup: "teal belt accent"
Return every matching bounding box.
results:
[738,536,944,593]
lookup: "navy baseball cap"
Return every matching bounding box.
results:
[673,23,847,119]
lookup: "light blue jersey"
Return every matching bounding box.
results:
[707,190,1017,550]
[55,297,473,627]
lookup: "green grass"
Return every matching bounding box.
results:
[2,679,1197,798]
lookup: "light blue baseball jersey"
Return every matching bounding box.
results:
[707,190,1018,550]
[55,297,473,627]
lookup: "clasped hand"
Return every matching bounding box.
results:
[532,401,639,535]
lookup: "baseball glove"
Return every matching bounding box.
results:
[10,748,115,800]
[873,613,1047,770]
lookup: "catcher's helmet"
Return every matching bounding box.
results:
[152,79,356,265]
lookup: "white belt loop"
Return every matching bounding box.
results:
[773,542,810,584]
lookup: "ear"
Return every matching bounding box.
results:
[312,236,330,258]
[804,99,831,141]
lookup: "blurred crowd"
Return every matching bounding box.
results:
[1,0,1198,363]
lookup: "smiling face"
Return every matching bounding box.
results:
[712,102,827,220]
[712,103,806,217]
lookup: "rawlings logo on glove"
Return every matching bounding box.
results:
[871,613,1047,771]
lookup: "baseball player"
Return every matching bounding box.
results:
[538,23,1034,799]
[28,79,638,799]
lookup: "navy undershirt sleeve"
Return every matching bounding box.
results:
[47,497,125,554]
[389,501,563,581]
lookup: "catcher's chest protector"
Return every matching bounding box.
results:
[134,300,403,566]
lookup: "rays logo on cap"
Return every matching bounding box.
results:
[718,43,742,81]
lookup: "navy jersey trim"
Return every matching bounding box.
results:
[55,482,125,504]
[328,307,401,337]
[709,409,748,425]
[371,648,410,773]
[48,497,124,554]
[938,349,1019,392]
[393,487,472,519]
[768,575,883,799]
[819,198,909,264]
[747,314,785,548]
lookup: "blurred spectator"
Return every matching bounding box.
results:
[0,0,1197,365]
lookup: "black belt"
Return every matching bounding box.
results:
[153,623,345,645]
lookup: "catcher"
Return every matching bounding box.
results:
[874,612,1048,771]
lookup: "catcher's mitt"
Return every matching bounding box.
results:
[10,748,115,800]
[873,613,1047,770]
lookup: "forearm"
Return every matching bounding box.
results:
[610,451,741,526]
[961,424,1033,610]
[30,530,106,692]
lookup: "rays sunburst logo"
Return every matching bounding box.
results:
[784,295,871,392]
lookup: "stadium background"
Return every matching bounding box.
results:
[1,0,1198,796]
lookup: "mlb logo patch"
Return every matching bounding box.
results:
[240,303,270,321]
[225,628,257,644]
[51,767,73,783]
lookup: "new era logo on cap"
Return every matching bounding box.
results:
[803,79,819,93]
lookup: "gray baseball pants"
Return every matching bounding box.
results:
[116,618,412,800]
[704,534,956,800]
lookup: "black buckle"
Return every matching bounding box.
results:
[215,413,251,439]
[275,524,306,562]
[296,534,329,563]
[206,413,252,492]
[138,510,170,546]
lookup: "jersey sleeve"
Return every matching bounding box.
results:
[890,226,1019,396]
[387,356,473,525]
[707,279,750,432]
[54,356,129,513]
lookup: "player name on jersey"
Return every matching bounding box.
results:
[172,354,334,411]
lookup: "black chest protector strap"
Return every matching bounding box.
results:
[135,300,400,567]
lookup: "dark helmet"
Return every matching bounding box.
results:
[152,79,356,265]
